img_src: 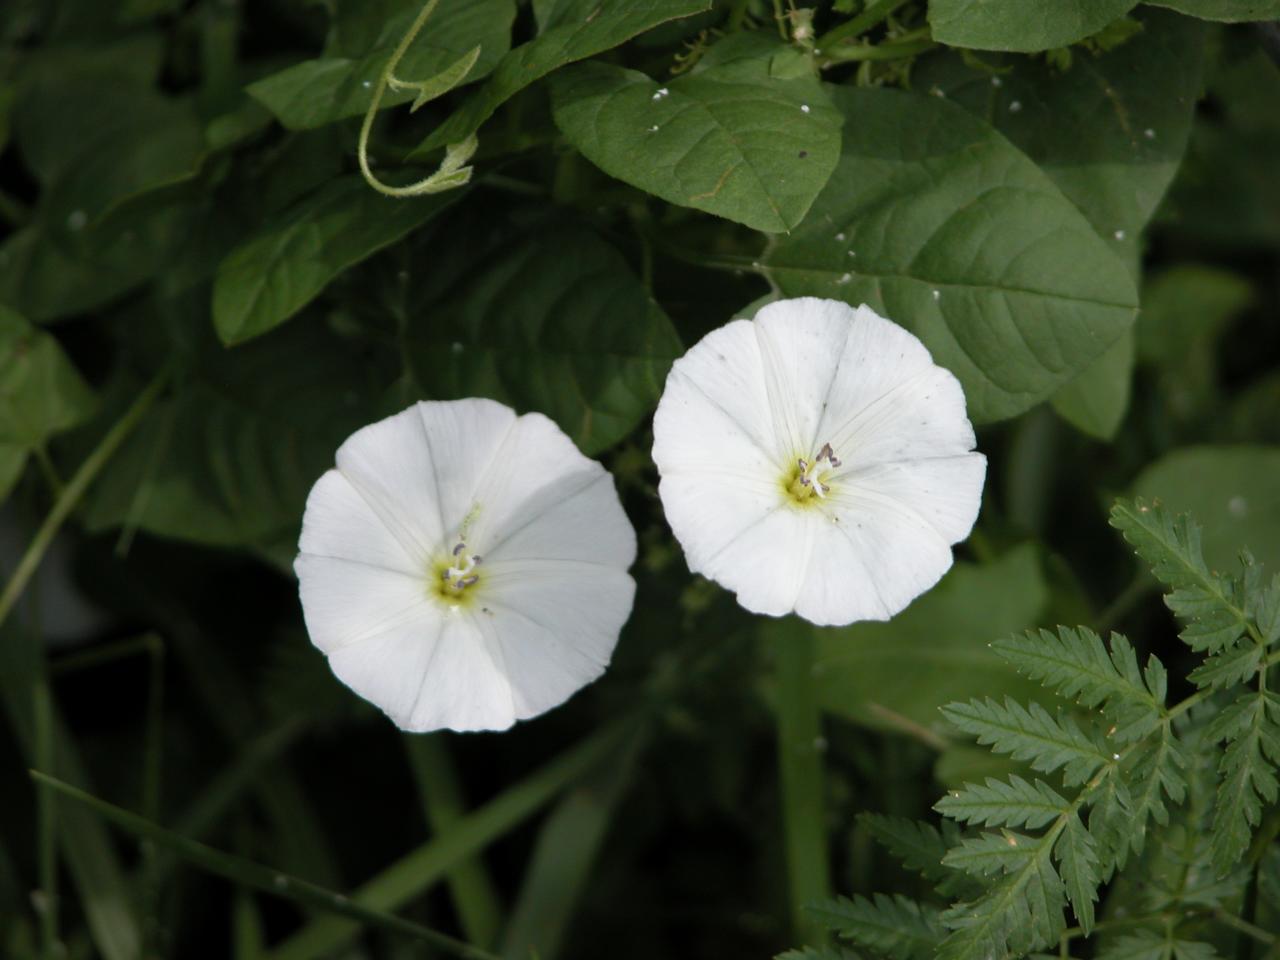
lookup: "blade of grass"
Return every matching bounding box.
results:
[770,618,831,945]
[29,771,500,960]
[500,722,647,960]
[269,718,637,960]
[404,734,503,948]
[0,624,142,960]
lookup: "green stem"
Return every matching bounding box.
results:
[31,445,64,498]
[773,619,831,944]
[403,736,502,948]
[818,0,912,47]
[0,369,167,634]
[820,28,935,64]
[35,674,59,957]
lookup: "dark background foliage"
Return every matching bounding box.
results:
[0,1,1278,958]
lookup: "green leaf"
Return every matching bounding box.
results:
[991,627,1163,742]
[813,545,1048,731]
[212,176,460,345]
[760,85,1137,423]
[82,318,389,558]
[1146,0,1280,20]
[860,814,979,899]
[1097,931,1175,960]
[550,35,841,232]
[247,0,515,130]
[775,949,861,960]
[0,305,96,458]
[1050,332,1134,441]
[1114,722,1188,864]
[943,829,1040,879]
[1207,691,1280,875]
[941,697,1110,787]
[410,0,711,157]
[1053,815,1100,933]
[27,772,489,960]
[405,225,681,455]
[938,834,1065,960]
[1189,640,1265,689]
[927,0,1140,52]
[936,775,1069,830]
[1131,447,1280,575]
[809,894,946,960]
[1109,498,1252,653]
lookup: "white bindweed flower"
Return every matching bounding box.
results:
[295,399,637,732]
[652,297,985,627]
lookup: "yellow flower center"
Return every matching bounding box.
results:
[431,541,483,606]
[784,442,841,505]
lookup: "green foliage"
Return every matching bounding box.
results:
[1147,0,1280,19]
[550,35,841,232]
[927,0,1140,52]
[805,498,1280,960]
[761,85,1137,423]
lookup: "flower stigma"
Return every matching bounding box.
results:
[434,540,483,604]
[785,442,841,504]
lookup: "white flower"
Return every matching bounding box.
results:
[652,297,985,627]
[295,399,637,732]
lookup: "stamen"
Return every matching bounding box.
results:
[789,442,840,502]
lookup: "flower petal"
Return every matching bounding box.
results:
[832,454,987,545]
[295,554,431,654]
[297,469,419,574]
[400,615,519,732]
[333,399,517,560]
[698,506,814,618]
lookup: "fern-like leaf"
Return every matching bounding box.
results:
[941,697,1110,787]
[935,775,1068,830]
[1247,570,1280,645]
[1054,815,1100,934]
[992,627,1164,742]
[937,836,1065,960]
[1118,722,1188,861]
[775,948,861,960]
[1188,640,1264,689]
[809,894,945,960]
[1207,690,1280,875]
[860,814,978,899]
[943,830,1040,879]
[1109,499,1250,653]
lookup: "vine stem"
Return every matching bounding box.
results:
[817,0,912,48]
[772,619,831,944]
[0,368,169,634]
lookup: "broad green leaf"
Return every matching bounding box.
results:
[213,176,460,345]
[1132,447,1280,574]
[813,545,1047,732]
[409,0,711,156]
[82,318,390,556]
[28,772,485,959]
[809,893,946,960]
[1110,498,1252,652]
[550,36,841,232]
[247,0,516,130]
[761,85,1137,423]
[913,10,1204,434]
[1147,0,1280,19]
[928,0,1140,52]
[0,305,96,453]
[0,443,23,501]
[405,225,681,455]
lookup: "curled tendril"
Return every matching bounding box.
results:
[357,0,481,198]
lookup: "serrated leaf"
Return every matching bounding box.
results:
[212,176,460,345]
[809,894,945,960]
[1097,932,1175,960]
[938,838,1065,960]
[1147,0,1280,19]
[1209,691,1280,875]
[991,627,1163,742]
[1188,640,1264,689]
[1114,722,1187,866]
[1054,815,1100,933]
[860,814,980,899]
[775,948,861,960]
[550,35,841,233]
[928,0,1140,52]
[1109,498,1251,653]
[409,0,712,157]
[247,0,515,130]
[1249,572,1280,646]
[760,85,1137,424]
[944,830,1041,879]
[941,697,1110,787]
[936,776,1068,831]
[404,225,680,455]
